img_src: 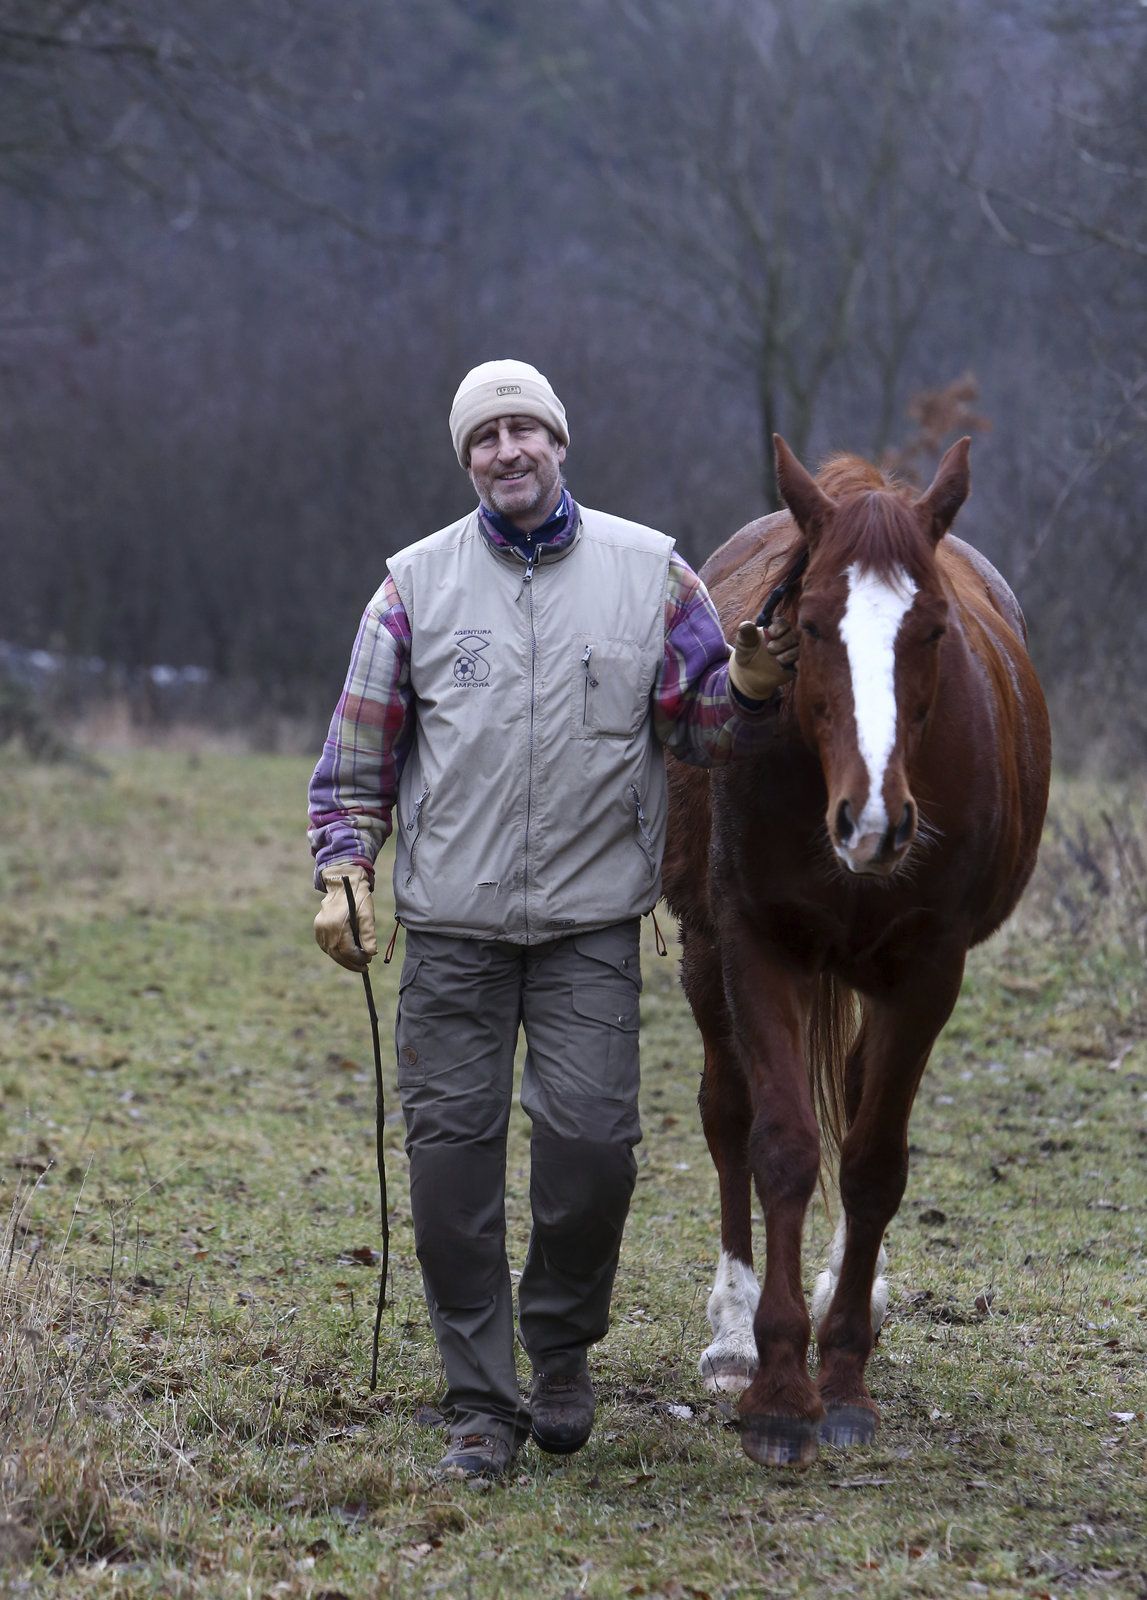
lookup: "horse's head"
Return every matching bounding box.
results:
[773,434,971,877]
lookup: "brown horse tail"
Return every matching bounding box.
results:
[806,970,859,1156]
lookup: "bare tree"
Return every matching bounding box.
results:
[556,0,973,507]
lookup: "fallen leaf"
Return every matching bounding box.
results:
[338,1245,379,1266]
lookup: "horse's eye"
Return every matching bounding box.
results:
[926,625,947,644]
[800,620,821,640]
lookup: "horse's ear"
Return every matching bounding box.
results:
[916,436,972,542]
[774,435,834,545]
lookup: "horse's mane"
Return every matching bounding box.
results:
[711,452,932,628]
[815,452,889,498]
[814,453,927,582]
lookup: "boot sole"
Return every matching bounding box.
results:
[530,1424,593,1456]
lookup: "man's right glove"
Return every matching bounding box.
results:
[728,616,800,701]
[314,863,377,971]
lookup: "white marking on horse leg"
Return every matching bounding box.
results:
[839,564,918,849]
[811,1215,890,1338]
[700,1250,761,1394]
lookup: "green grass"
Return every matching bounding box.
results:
[0,751,1143,1598]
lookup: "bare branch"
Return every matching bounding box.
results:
[1016,371,1147,583]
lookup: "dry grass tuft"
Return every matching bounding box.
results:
[0,1191,182,1575]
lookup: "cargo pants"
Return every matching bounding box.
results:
[395,919,643,1449]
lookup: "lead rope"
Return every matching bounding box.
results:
[342,877,389,1391]
[755,546,809,630]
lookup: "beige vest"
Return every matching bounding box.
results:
[384,506,674,943]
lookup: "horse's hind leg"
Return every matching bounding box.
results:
[815,958,965,1446]
[811,1015,889,1341]
[683,930,760,1395]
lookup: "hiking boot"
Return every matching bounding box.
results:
[529,1370,596,1455]
[436,1432,516,1480]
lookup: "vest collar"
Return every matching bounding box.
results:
[477,490,581,568]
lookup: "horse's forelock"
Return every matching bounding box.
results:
[816,487,933,585]
[814,453,888,499]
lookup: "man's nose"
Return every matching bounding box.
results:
[495,428,521,458]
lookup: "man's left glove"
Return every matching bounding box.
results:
[314,863,377,971]
[728,617,800,701]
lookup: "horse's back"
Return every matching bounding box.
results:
[941,535,1028,644]
[934,538,1050,939]
[665,512,802,929]
[701,510,802,636]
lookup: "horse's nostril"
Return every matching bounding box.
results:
[894,801,916,850]
[836,799,855,843]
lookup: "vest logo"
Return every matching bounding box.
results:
[495,384,522,397]
[452,631,492,686]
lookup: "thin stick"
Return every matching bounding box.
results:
[342,876,389,1390]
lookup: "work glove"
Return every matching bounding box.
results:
[728,617,800,702]
[314,863,377,971]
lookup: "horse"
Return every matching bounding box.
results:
[662,435,1052,1468]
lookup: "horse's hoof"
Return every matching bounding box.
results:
[740,1416,821,1468]
[820,1404,878,1448]
[701,1361,756,1397]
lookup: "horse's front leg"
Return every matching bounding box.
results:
[724,939,822,1466]
[682,928,760,1395]
[698,1035,759,1394]
[816,955,965,1446]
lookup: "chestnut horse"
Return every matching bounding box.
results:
[662,436,1051,1467]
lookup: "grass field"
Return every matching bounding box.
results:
[0,750,1144,1599]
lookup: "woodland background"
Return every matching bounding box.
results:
[1,0,1144,759]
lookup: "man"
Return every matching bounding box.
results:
[308,360,796,1480]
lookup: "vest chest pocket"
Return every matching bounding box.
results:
[571,635,648,739]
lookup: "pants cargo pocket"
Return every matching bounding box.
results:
[395,955,425,1088]
[569,983,640,1092]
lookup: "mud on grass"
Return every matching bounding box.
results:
[0,751,1143,1598]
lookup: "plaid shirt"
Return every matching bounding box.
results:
[308,497,776,881]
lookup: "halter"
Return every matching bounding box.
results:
[755,547,810,629]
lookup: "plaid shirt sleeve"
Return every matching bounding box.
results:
[307,575,413,887]
[653,551,778,765]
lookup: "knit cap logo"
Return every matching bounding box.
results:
[452,631,492,686]
[495,384,522,396]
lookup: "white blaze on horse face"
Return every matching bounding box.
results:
[839,563,918,848]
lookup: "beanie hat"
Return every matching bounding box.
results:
[449,359,569,468]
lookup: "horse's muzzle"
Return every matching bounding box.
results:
[833,799,917,875]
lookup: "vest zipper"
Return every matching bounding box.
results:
[405,783,430,885]
[523,573,538,938]
[581,643,596,724]
[629,783,657,875]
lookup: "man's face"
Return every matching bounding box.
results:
[467,415,566,529]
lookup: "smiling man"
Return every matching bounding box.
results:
[307,359,797,1480]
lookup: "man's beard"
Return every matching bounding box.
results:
[490,463,558,519]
